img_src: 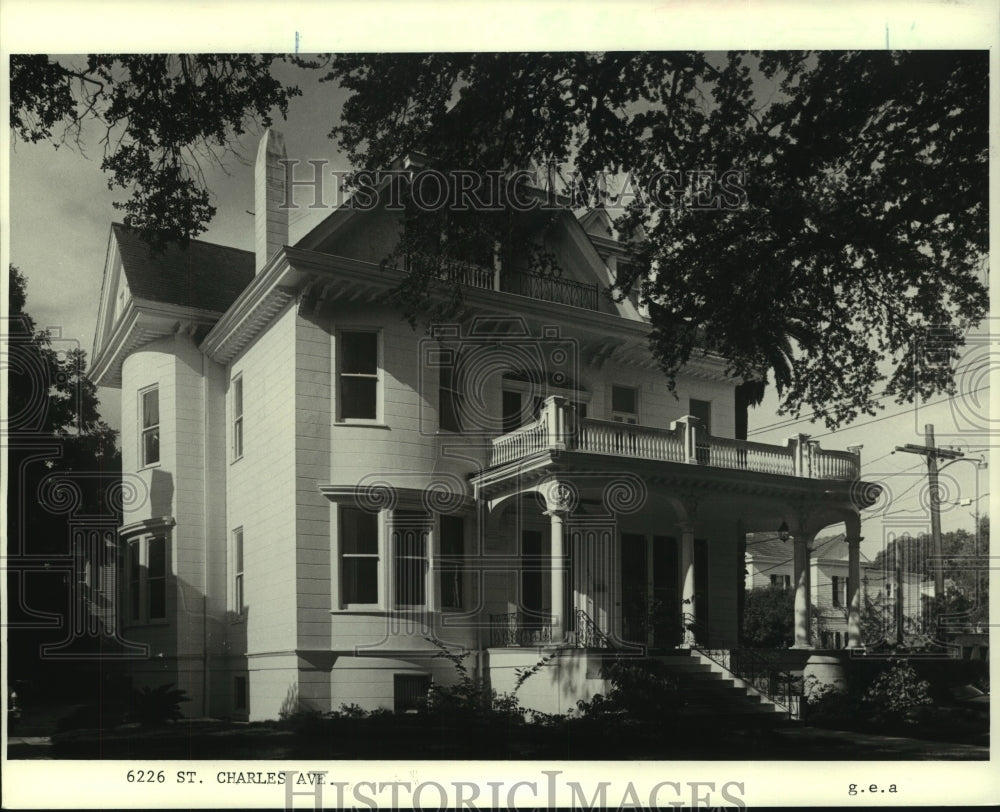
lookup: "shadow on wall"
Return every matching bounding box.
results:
[148,468,174,519]
[280,682,319,719]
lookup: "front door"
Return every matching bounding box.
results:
[521,529,546,633]
[652,536,680,648]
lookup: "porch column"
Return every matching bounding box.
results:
[846,534,863,648]
[542,479,575,644]
[679,522,697,646]
[547,509,567,643]
[791,532,814,649]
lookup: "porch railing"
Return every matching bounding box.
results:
[694,647,803,719]
[500,270,600,311]
[489,612,553,647]
[488,396,861,481]
[404,253,600,310]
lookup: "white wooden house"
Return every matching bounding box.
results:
[90,131,878,720]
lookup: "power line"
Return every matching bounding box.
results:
[747,357,990,437]
[808,385,990,440]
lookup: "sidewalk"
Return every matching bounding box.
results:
[6,722,989,761]
[765,724,989,761]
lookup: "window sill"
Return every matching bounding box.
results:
[230,455,244,466]
[334,422,391,429]
[332,607,438,615]
[137,461,162,473]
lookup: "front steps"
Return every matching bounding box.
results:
[652,649,798,724]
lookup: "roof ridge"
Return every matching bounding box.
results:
[111,221,255,257]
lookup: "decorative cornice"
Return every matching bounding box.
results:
[90,299,222,388]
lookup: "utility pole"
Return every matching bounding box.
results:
[894,424,964,604]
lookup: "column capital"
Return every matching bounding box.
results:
[540,479,576,516]
[676,520,696,535]
[845,535,864,546]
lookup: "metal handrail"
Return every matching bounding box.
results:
[574,607,613,649]
[693,646,803,719]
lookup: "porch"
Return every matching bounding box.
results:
[471,397,879,663]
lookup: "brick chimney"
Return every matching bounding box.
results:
[254,129,289,274]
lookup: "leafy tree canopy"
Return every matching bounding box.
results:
[741,585,794,648]
[10,54,301,251]
[7,265,120,548]
[11,51,988,428]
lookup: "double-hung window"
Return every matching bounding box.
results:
[141,387,160,466]
[340,507,379,606]
[125,535,167,623]
[338,331,380,421]
[232,376,244,460]
[392,513,429,609]
[439,366,462,432]
[832,575,844,607]
[232,528,245,614]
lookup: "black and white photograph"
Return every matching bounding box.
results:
[2,1,998,808]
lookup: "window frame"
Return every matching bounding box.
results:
[231,375,244,461]
[610,384,639,424]
[392,513,430,610]
[688,398,713,436]
[234,676,248,712]
[123,534,169,626]
[438,365,462,433]
[336,329,382,424]
[231,527,245,616]
[339,506,381,609]
[832,575,843,607]
[439,515,465,611]
[139,385,160,468]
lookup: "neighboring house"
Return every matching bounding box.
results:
[745,533,929,648]
[89,130,878,720]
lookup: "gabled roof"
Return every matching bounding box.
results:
[111,222,254,313]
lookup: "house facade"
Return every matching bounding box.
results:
[745,534,933,649]
[90,131,878,720]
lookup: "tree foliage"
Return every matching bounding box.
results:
[869,518,990,633]
[10,54,302,249]
[741,585,794,648]
[324,51,988,428]
[11,52,988,426]
[6,266,121,675]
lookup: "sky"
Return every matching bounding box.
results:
[6,49,995,569]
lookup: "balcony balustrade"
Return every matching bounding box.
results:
[405,253,600,311]
[488,396,861,480]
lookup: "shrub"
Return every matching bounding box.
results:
[861,659,932,722]
[129,684,190,726]
[575,657,680,720]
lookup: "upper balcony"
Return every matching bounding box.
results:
[406,254,601,311]
[487,396,861,481]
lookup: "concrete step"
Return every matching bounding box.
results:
[652,649,793,720]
